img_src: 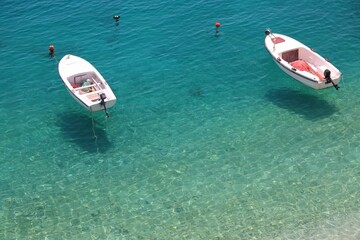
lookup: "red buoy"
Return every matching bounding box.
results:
[48,45,55,57]
[215,22,221,36]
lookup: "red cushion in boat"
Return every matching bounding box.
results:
[290,60,324,80]
[290,60,312,71]
[272,37,285,44]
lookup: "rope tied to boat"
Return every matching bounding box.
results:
[90,111,100,154]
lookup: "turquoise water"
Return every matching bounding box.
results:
[1,0,360,239]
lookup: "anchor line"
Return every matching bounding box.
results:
[91,111,100,154]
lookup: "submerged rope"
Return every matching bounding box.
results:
[91,111,99,154]
[340,75,346,90]
[339,75,355,102]
[52,55,59,64]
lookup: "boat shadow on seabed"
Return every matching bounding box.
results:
[265,88,338,121]
[56,112,112,153]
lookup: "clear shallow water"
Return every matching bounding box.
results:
[0,0,359,239]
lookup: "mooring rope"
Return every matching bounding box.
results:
[91,111,100,154]
[53,55,59,64]
[339,75,356,103]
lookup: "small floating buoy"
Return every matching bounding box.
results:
[215,22,221,36]
[113,15,120,22]
[49,45,55,57]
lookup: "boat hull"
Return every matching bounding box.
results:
[58,54,116,112]
[264,31,342,90]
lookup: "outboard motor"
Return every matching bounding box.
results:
[100,93,106,101]
[324,69,339,90]
[324,69,331,81]
[100,93,110,118]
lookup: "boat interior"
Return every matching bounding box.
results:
[281,49,299,63]
[67,71,107,101]
[280,48,328,80]
[281,47,326,66]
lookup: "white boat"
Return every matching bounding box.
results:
[58,54,116,117]
[264,29,341,90]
